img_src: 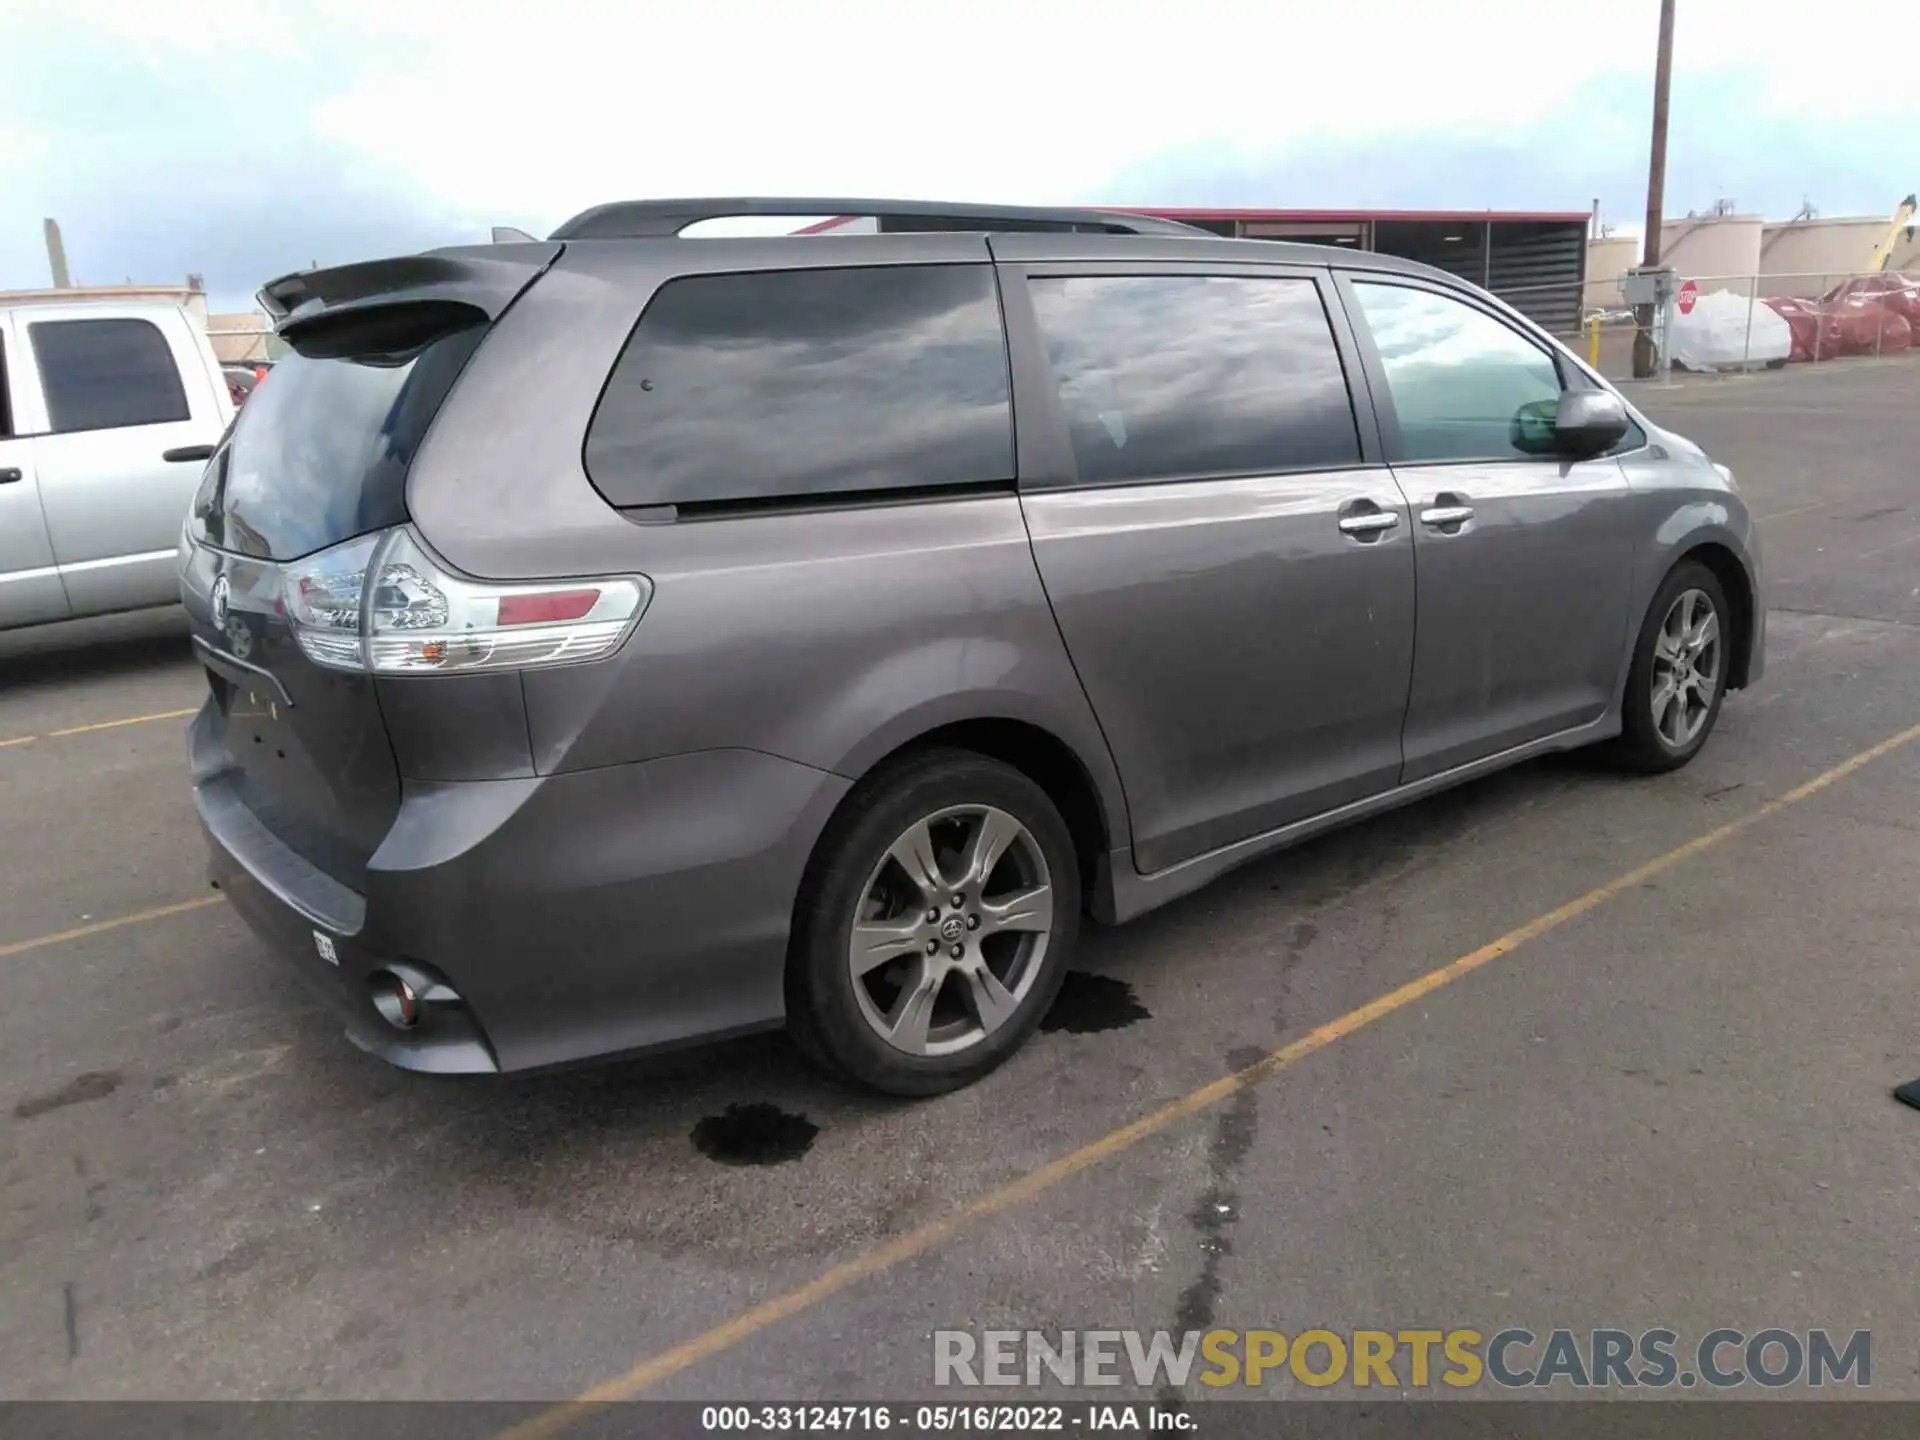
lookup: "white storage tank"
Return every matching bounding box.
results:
[1760,218,1895,297]
[1583,235,1639,311]
[1659,215,1765,297]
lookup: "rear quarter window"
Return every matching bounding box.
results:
[584,264,1014,510]
[30,317,191,434]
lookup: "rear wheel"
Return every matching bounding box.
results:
[787,750,1079,1096]
[1608,560,1730,773]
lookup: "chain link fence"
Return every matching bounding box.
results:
[1510,270,1920,383]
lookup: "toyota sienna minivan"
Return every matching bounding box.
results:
[182,198,1762,1095]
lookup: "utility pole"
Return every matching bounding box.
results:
[43,218,71,289]
[1633,0,1677,378]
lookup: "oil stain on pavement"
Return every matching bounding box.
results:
[1158,1044,1265,1408]
[691,1102,820,1166]
[1041,972,1151,1034]
[1171,1045,1263,1333]
[13,1070,122,1121]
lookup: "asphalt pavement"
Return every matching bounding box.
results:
[2,356,1917,1408]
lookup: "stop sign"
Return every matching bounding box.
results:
[1677,279,1699,315]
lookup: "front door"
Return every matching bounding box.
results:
[0,319,69,628]
[1008,266,1417,874]
[22,310,215,616]
[1341,278,1640,782]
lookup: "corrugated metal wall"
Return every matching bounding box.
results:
[1484,222,1586,335]
[1362,219,1586,336]
[1393,231,1490,288]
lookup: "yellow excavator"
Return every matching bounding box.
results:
[1867,193,1918,272]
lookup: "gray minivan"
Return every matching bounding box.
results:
[181,199,1762,1095]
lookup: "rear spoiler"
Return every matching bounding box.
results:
[257,242,563,352]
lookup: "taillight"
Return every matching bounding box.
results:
[284,528,649,674]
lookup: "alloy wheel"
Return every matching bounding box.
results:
[1651,587,1722,749]
[847,805,1055,1057]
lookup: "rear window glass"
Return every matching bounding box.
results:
[1028,275,1361,486]
[585,264,1013,510]
[191,324,485,560]
[30,318,190,434]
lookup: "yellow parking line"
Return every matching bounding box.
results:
[502,717,1920,1438]
[47,707,198,738]
[0,896,224,960]
[0,705,198,749]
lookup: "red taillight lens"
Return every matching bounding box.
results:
[284,528,649,674]
[496,589,601,626]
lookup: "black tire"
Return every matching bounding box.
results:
[786,748,1080,1096]
[1607,560,1731,773]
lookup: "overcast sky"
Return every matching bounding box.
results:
[3,0,1916,311]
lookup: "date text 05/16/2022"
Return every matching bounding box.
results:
[700,1403,1189,1432]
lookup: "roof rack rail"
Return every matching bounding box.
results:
[548,197,1210,241]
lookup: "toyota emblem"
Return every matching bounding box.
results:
[211,574,231,626]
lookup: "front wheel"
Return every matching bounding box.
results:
[1608,561,1731,773]
[786,749,1080,1096]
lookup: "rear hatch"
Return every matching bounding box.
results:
[182,245,559,889]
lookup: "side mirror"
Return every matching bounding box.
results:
[1554,390,1629,457]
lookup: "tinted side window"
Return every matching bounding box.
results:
[1351,284,1563,463]
[30,318,191,434]
[585,265,1013,509]
[0,333,12,438]
[1027,275,1360,486]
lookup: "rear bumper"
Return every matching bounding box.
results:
[191,704,851,1074]
[204,827,500,1073]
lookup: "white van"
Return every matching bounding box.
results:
[0,300,234,629]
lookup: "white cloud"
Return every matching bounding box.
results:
[16,0,1908,228]
[4,0,1909,298]
[292,0,1909,229]
[10,0,294,56]
[0,124,48,175]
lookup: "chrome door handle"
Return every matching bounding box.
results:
[1337,512,1400,535]
[1420,505,1475,527]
